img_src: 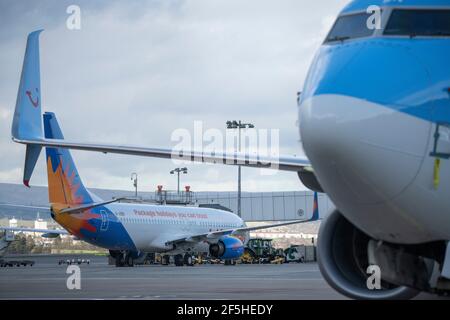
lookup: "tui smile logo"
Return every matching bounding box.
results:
[26,88,39,108]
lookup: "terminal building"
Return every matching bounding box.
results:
[191,191,334,222]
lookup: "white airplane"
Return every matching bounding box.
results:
[3,30,320,267]
[8,0,450,299]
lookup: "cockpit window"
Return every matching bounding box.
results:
[384,9,450,37]
[324,13,375,43]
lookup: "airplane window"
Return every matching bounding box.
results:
[324,12,375,43]
[384,9,450,37]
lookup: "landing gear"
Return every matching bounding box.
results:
[224,259,236,266]
[110,250,134,267]
[183,253,194,266]
[162,255,170,265]
[174,254,184,266]
[115,255,125,267]
[125,253,134,267]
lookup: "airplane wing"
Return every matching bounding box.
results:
[0,226,68,235]
[13,137,311,172]
[165,217,319,246]
[10,30,320,191]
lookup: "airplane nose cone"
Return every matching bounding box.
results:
[300,95,430,206]
[299,41,432,206]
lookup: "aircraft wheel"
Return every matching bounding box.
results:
[115,255,125,267]
[183,254,193,266]
[174,254,184,266]
[162,255,170,265]
[126,255,134,267]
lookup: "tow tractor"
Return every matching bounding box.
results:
[240,238,284,264]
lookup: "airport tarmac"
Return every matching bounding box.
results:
[0,255,443,300]
[0,255,345,299]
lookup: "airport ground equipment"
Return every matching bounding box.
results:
[304,245,316,262]
[240,248,258,264]
[0,259,34,267]
[270,256,285,264]
[242,238,284,264]
[58,258,90,265]
[284,245,317,263]
[284,245,306,263]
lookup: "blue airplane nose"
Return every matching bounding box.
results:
[299,40,433,209]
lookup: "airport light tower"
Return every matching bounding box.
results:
[226,120,255,217]
[170,167,188,194]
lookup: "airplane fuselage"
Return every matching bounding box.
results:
[299,2,450,244]
[53,203,245,253]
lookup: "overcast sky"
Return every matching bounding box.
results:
[0,0,348,193]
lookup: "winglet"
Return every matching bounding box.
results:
[12,30,44,187]
[12,30,44,141]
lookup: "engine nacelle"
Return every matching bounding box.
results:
[317,210,420,300]
[209,236,244,260]
[41,233,60,239]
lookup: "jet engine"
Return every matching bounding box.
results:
[317,210,421,299]
[209,236,244,260]
[41,233,60,239]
